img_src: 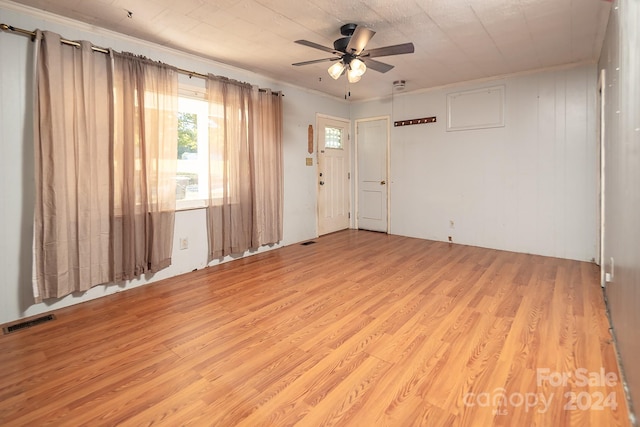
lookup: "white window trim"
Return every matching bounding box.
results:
[176,84,209,211]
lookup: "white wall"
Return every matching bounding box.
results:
[351,65,599,262]
[599,0,640,414]
[0,3,349,324]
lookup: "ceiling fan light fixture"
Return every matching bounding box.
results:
[347,68,362,83]
[328,61,346,80]
[296,23,414,87]
[349,58,366,77]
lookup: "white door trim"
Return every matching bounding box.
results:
[355,115,390,233]
[315,114,352,236]
[598,68,606,287]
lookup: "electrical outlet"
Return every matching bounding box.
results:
[180,237,188,250]
[449,220,455,229]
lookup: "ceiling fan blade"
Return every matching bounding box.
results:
[346,26,375,55]
[292,57,341,66]
[295,39,340,55]
[363,42,415,58]
[362,58,395,73]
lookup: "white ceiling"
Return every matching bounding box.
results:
[7,0,611,101]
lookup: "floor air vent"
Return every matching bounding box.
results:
[3,314,56,334]
[300,241,316,246]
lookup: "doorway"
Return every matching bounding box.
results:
[356,117,389,233]
[317,115,351,236]
[598,68,606,286]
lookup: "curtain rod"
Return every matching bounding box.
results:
[0,23,282,95]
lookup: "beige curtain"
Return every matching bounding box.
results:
[111,52,179,280]
[205,75,283,260]
[33,33,179,301]
[206,76,253,259]
[33,30,112,301]
[250,88,283,247]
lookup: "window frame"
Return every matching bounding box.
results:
[175,84,209,211]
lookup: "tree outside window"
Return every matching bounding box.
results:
[178,112,198,159]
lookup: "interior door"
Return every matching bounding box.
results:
[317,116,350,235]
[357,118,388,232]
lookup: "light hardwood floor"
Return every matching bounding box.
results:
[0,230,631,426]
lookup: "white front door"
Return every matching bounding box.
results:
[357,118,388,232]
[317,116,350,236]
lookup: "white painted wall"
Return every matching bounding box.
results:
[0,3,348,324]
[599,0,640,414]
[351,65,599,262]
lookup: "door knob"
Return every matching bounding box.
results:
[319,181,325,185]
[380,180,386,185]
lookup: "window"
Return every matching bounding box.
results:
[176,85,227,209]
[176,93,209,209]
[324,127,343,149]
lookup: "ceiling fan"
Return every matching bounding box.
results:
[292,23,415,83]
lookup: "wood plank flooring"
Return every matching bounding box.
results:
[0,230,631,426]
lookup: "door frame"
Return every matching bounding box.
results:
[598,68,606,287]
[316,113,352,236]
[354,116,391,233]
